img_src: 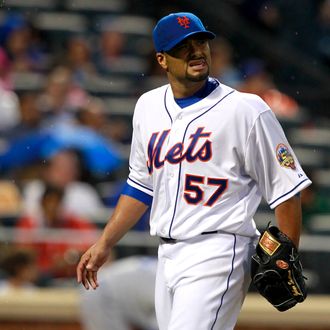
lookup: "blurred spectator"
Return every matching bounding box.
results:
[61,34,97,85]
[0,114,124,181]
[0,180,22,225]
[3,91,42,140]
[237,58,300,119]
[76,97,132,145]
[38,66,89,127]
[93,19,148,77]
[0,247,38,293]
[0,13,49,73]
[100,29,125,59]
[22,149,105,221]
[80,255,157,330]
[15,184,98,282]
[0,47,21,132]
[76,97,109,134]
[315,0,330,66]
[94,26,126,75]
[210,37,241,88]
[0,47,13,90]
[40,120,124,180]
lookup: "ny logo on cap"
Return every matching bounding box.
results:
[177,16,190,29]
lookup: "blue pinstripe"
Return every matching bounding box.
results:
[210,234,237,330]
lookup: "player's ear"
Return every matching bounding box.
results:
[156,52,168,71]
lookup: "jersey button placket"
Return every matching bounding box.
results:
[162,115,184,229]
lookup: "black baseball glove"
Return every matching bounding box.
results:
[251,225,307,312]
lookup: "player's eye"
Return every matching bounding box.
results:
[175,42,189,51]
[166,42,188,57]
[193,38,208,48]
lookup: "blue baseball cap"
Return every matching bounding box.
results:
[153,12,216,52]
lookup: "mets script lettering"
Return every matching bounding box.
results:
[147,127,212,174]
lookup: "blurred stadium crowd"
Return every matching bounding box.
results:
[0,0,329,299]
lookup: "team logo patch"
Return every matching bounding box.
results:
[177,16,190,29]
[259,231,281,256]
[276,143,296,169]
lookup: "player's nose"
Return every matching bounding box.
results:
[188,43,207,59]
[190,42,202,53]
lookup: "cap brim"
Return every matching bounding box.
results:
[162,30,216,52]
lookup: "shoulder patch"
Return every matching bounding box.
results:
[276,143,296,169]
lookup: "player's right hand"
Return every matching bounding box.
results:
[76,240,110,290]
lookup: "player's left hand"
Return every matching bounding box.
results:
[76,240,110,290]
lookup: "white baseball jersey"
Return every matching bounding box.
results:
[126,79,311,239]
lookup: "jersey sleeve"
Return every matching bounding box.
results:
[124,103,154,203]
[244,110,311,209]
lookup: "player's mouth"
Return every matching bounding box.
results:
[188,58,207,71]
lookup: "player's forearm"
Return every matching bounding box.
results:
[99,194,149,248]
[275,195,302,248]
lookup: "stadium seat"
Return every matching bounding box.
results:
[293,147,327,169]
[103,97,138,115]
[2,0,57,9]
[12,72,46,92]
[312,169,330,195]
[288,127,330,150]
[33,12,88,33]
[97,14,155,35]
[83,76,135,98]
[308,214,330,235]
[64,0,128,14]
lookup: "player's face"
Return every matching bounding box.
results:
[157,35,212,83]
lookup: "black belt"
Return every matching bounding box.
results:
[160,230,221,243]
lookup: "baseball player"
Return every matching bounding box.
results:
[79,256,157,330]
[77,12,312,330]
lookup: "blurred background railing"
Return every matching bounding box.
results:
[0,0,329,329]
